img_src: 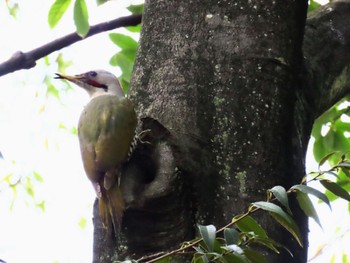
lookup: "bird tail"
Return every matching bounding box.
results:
[98,183,125,237]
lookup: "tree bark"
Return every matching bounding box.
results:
[303,1,350,117]
[92,0,350,262]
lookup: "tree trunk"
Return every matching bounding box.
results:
[92,0,350,262]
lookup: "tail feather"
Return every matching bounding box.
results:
[107,183,125,234]
[99,183,125,237]
[98,196,110,229]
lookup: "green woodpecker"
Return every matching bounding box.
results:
[55,70,137,234]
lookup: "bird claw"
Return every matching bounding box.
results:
[136,129,152,144]
[127,129,152,159]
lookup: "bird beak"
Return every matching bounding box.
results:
[54,73,87,85]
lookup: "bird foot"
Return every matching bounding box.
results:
[136,129,152,144]
[127,129,152,159]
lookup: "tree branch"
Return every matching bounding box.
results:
[303,1,350,117]
[0,14,142,77]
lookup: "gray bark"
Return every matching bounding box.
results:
[303,1,350,117]
[92,1,350,262]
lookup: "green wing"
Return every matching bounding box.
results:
[78,95,137,183]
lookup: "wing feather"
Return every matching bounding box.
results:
[78,95,137,184]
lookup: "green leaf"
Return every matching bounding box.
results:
[110,50,136,67]
[120,48,137,62]
[74,0,89,37]
[334,118,350,132]
[56,53,73,74]
[222,253,250,263]
[36,200,46,212]
[109,51,135,80]
[6,2,19,18]
[243,248,268,263]
[333,132,350,153]
[296,191,322,228]
[125,24,141,33]
[342,253,349,263]
[336,162,350,169]
[313,138,328,163]
[337,160,350,178]
[268,186,292,214]
[342,166,350,177]
[192,253,209,263]
[252,201,303,247]
[127,4,144,14]
[320,179,350,202]
[119,78,130,94]
[109,33,138,50]
[213,239,224,254]
[96,0,109,5]
[324,179,350,202]
[33,171,44,182]
[313,105,348,137]
[291,184,331,210]
[323,129,335,150]
[311,116,323,139]
[197,224,216,252]
[308,0,321,12]
[46,82,60,99]
[108,33,138,92]
[270,213,302,247]
[48,0,72,28]
[71,126,78,135]
[78,217,87,229]
[318,152,337,168]
[24,177,34,198]
[234,215,267,238]
[252,236,281,254]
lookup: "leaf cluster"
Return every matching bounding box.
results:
[0,164,45,211]
[108,4,143,92]
[48,0,143,37]
[109,32,138,93]
[312,99,350,205]
[48,0,90,37]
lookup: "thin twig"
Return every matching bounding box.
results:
[136,251,169,262]
[0,14,142,77]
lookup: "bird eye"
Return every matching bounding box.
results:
[89,71,97,77]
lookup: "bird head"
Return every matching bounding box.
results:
[55,70,124,98]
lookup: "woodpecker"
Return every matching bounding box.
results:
[55,70,137,235]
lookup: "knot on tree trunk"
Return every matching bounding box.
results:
[122,118,194,257]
